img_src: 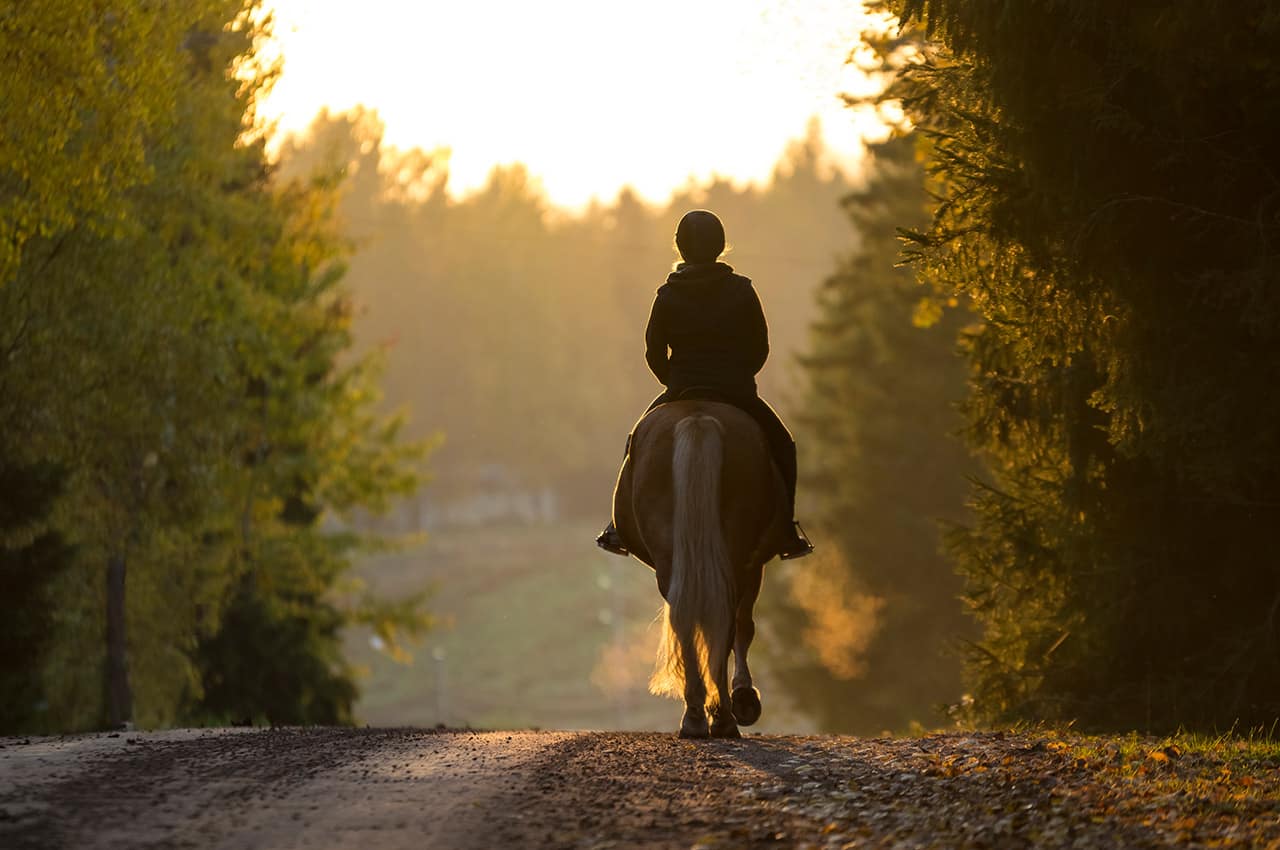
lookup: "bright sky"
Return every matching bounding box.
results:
[258,0,883,209]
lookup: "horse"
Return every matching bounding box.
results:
[612,399,789,738]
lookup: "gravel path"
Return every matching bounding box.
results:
[2,728,1277,849]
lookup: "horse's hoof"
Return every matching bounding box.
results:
[710,719,741,739]
[731,686,762,726]
[679,711,710,739]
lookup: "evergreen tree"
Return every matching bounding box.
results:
[767,135,974,733]
[879,0,1280,730]
[188,170,427,726]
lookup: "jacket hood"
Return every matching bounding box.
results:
[665,261,736,285]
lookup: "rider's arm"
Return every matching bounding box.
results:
[744,284,769,375]
[644,294,670,384]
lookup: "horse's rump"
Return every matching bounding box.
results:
[613,400,786,573]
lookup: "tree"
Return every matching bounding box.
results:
[878,0,1280,730]
[0,464,74,729]
[0,1,225,286]
[1,3,261,729]
[0,2,428,733]
[188,172,428,726]
[765,134,975,733]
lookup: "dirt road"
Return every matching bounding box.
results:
[2,728,1277,849]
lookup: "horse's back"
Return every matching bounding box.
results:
[614,400,785,574]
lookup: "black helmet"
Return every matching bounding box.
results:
[675,209,725,263]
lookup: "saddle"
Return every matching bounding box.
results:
[629,387,743,460]
[671,385,742,405]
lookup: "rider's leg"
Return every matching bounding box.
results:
[741,396,813,558]
[598,392,673,555]
[741,397,796,509]
[596,428,634,554]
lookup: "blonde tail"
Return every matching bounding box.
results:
[650,415,733,700]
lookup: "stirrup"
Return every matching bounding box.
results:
[596,526,629,557]
[778,521,814,560]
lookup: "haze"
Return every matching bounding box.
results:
[260,0,881,207]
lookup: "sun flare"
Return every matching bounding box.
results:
[258,0,885,208]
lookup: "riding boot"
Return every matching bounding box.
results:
[775,440,814,560]
[596,521,629,556]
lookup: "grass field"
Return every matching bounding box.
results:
[344,520,814,733]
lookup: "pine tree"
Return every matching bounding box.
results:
[879,0,1280,730]
[766,135,975,733]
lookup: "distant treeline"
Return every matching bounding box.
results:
[278,110,858,515]
[280,110,982,735]
[0,2,427,733]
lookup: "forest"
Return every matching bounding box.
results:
[0,2,427,731]
[3,0,1278,736]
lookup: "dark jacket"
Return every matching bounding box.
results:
[644,261,768,397]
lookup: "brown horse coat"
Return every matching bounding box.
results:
[611,400,788,737]
[614,400,786,585]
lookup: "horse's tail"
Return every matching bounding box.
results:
[650,414,734,701]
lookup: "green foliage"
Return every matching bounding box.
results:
[0,2,427,733]
[765,134,976,733]
[193,573,358,726]
[878,0,1280,730]
[0,1,230,286]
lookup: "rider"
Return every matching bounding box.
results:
[596,209,814,560]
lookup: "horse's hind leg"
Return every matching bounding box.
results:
[709,619,740,739]
[731,563,764,726]
[678,635,709,739]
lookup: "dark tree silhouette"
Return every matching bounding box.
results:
[880,0,1280,731]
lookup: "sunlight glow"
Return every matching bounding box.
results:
[258,0,884,208]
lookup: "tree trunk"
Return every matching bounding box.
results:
[105,552,132,728]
